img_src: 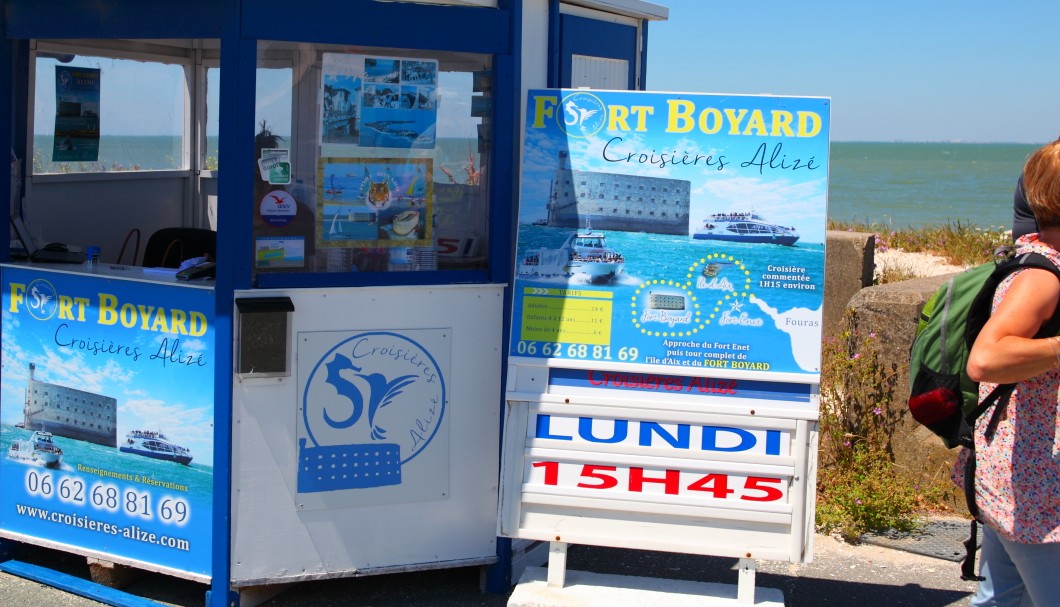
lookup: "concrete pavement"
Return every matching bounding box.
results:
[0,528,980,607]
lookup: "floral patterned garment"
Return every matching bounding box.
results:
[952,234,1060,544]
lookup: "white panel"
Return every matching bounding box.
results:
[25,176,187,264]
[231,285,504,585]
[561,1,668,22]
[498,397,817,564]
[571,55,630,91]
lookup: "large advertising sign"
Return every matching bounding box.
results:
[0,268,214,577]
[500,89,829,566]
[510,89,830,378]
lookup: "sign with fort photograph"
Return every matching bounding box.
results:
[0,268,214,578]
[510,89,830,378]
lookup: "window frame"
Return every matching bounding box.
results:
[250,40,497,289]
[27,39,202,181]
[235,1,514,290]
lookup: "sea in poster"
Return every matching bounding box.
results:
[510,89,830,377]
[0,268,214,576]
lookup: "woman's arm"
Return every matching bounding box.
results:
[966,267,1060,384]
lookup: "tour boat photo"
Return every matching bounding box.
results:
[693,211,799,246]
[518,218,625,284]
[120,429,193,465]
[6,430,64,468]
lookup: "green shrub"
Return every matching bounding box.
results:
[816,317,947,540]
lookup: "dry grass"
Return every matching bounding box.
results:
[828,220,1011,268]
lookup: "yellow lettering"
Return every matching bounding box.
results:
[133,305,151,329]
[770,110,794,137]
[665,100,695,133]
[72,297,89,322]
[58,296,75,320]
[98,294,118,325]
[628,105,654,131]
[189,312,208,337]
[699,108,723,134]
[531,95,558,129]
[8,283,24,312]
[797,111,822,137]
[723,108,748,135]
[143,307,167,333]
[169,309,188,335]
[607,105,631,132]
[119,303,137,328]
[744,109,768,136]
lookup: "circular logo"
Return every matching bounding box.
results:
[25,279,58,321]
[302,332,446,465]
[259,190,297,227]
[57,70,72,91]
[558,92,607,138]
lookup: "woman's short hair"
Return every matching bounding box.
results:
[1024,139,1060,229]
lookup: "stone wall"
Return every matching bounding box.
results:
[822,230,875,339]
[845,274,965,508]
[823,231,966,511]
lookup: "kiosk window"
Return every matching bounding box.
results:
[253,41,491,277]
[33,51,188,174]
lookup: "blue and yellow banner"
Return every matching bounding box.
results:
[0,268,214,576]
[510,90,830,376]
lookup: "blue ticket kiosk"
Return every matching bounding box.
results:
[0,1,667,605]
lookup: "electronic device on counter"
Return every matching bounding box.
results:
[8,214,86,264]
[176,261,216,281]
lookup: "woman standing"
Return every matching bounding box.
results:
[963,139,1060,606]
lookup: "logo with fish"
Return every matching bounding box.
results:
[25,279,59,321]
[558,91,606,138]
[298,331,446,493]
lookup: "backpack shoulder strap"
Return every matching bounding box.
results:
[1012,252,1060,337]
[966,251,1060,348]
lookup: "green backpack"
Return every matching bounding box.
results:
[908,250,1060,449]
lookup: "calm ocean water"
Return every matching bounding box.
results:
[828,142,1038,230]
[31,137,1038,230]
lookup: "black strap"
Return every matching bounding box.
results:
[956,386,1012,581]
[959,452,986,581]
[961,519,984,581]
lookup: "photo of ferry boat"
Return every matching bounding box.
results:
[693,211,800,246]
[6,430,63,468]
[518,219,625,284]
[120,429,193,465]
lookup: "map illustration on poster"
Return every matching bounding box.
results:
[510,90,830,377]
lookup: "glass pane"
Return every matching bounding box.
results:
[253,41,491,279]
[33,53,186,174]
[206,67,220,170]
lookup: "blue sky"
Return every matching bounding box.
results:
[646,0,1060,143]
[31,1,1059,145]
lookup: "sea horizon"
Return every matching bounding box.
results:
[28,136,1035,231]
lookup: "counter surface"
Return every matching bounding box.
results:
[1,261,214,289]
